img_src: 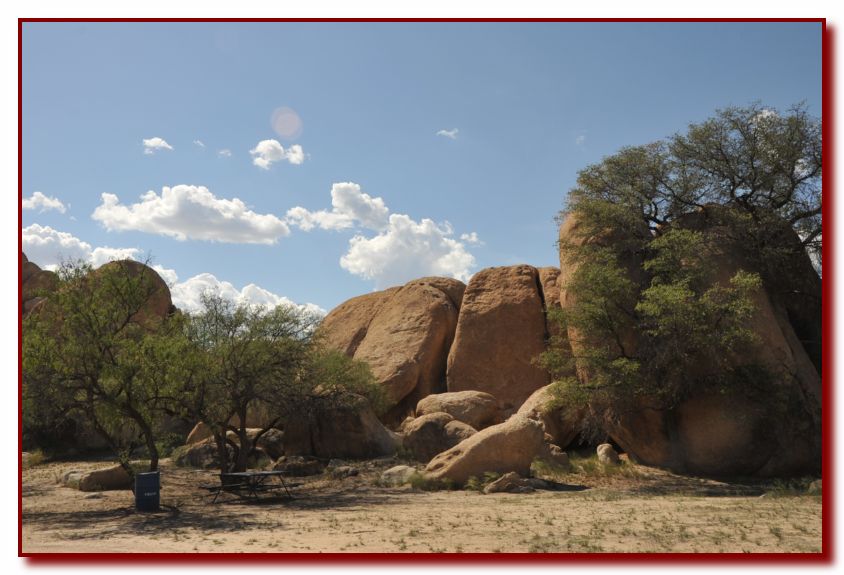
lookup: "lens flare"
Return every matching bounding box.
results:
[271,107,303,140]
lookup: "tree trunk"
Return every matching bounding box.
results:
[234,427,251,472]
[214,431,231,473]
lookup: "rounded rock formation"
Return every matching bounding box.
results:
[415,390,502,430]
[446,265,550,412]
[424,414,545,486]
[403,412,477,462]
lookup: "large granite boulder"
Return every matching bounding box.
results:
[559,209,822,477]
[415,390,502,430]
[318,277,465,420]
[317,288,401,356]
[353,278,463,415]
[90,260,172,330]
[402,412,476,462]
[446,265,550,411]
[516,384,581,448]
[65,465,132,492]
[424,414,545,485]
[20,255,59,317]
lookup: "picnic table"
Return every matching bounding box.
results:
[202,470,296,503]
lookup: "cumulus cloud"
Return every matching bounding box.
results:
[286,182,478,288]
[21,224,322,315]
[22,224,92,268]
[22,191,66,213]
[218,149,232,157]
[168,271,325,316]
[22,224,142,271]
[91,185,290,244]
[340,215,476,288]
[250,139,305,169]
[193,140,205,148]
[436,128,459,140]
[286,182,389,232]
[142,137,173,155]
[90,247,142,268]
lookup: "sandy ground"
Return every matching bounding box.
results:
[22,457,822,554]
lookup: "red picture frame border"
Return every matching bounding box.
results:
[17,17,833,565]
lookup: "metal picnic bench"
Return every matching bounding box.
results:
[201,470,299,503]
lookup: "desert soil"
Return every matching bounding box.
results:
[22,457,822,554]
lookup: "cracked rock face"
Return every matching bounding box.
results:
[318,277,465,419]
[446,265,550,412]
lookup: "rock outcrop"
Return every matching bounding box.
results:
[21,254,58,318]
[402,412,476,462]
[559,209,822,477]
[318,278,465,419]
[516,384,581,448]
[64,465,132,492]
[424,414,545,485]
[415,391,502,430]
[446,265,550,411]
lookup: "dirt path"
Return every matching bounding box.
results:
[22,459,822,554]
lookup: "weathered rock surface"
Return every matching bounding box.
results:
[173,439,230,469]
[318,277,465,418]
[283,397,400,459]
[381,465,417,486]
[446,265,550,411]
[483,472,536,494]
[92,260,173,329]
[186,422,213,445]
[415,391,502,430]
[255,428,285,460]
[425,414,545,486]
[539,444,571,469]
[317,288,401,356]
[402,412,476,462]
[597,443,620,465]
[560,208,822,477]
[516,384,581,448]
[353,279,462,414]
[63,465,132,491]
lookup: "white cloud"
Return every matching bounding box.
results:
[288,182,478,287]
[22,224,92,268]
[22,224,142,271]
[575,134,586,146]
[91,185,290,244]
[340,214,476,289]
[460,232,483,245]
[90,247,142,268]
[142,137,173,155]
[168,272,325,316]
[436,128,459,140]
[286,182,389,232]
[22,191,66,213]
[250,139,305,169]
[218,149,232,157]
[152,264,179,286]
[193,140,205,148]
[21,224,322,315]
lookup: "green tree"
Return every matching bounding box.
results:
[542,104,820,429]
[173,294,382,473]
[22,259,175,474]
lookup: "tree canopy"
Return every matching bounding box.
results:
[541,104,821,433]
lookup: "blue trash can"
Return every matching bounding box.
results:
[135,471,160,512]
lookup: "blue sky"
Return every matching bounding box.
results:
[21,21,822,313]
